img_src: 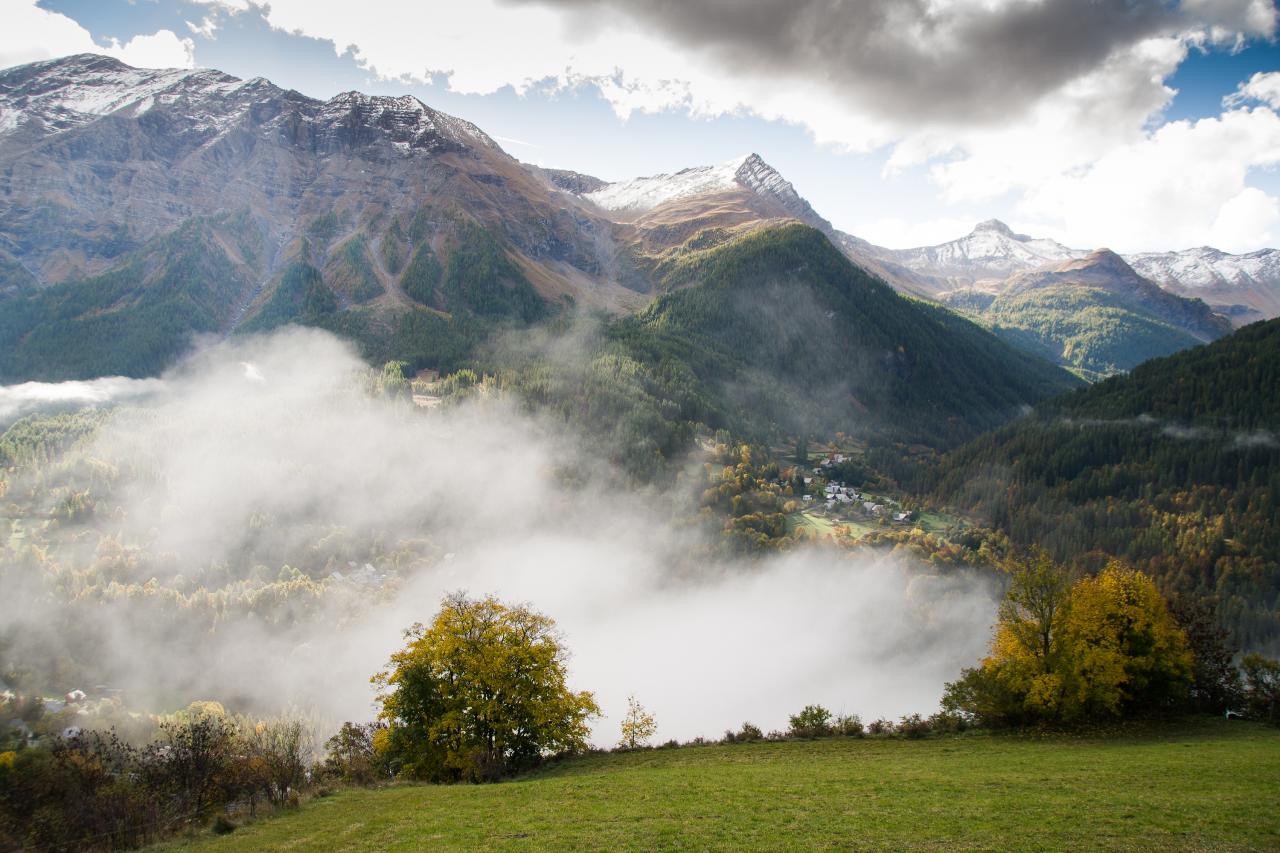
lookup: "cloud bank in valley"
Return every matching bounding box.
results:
[0,376,166,423]
[0,329,998,743]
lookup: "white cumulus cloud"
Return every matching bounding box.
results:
[0,0,195,70]
[1016,107,1280,252]
[184,0,1280,251]
[1226,70,1280,109]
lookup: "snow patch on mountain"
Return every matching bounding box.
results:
[1126,247,1280,292]
[315,92,497,151]
[581,153,818,222]
[583,155,748,213]
[0,54,498,154]
[881,219,1085,284]
[0,54,242,139]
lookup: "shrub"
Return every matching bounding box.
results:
[897,714,931,739]
[1241,654,1280,725]
[722,722,764,744]
[0,713,317,851]
[867,718,893,736]
[833,714,864,737]
[927,711,968,734]
[788,705,833,739]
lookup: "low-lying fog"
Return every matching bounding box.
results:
[0,329,998,743]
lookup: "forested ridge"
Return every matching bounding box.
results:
[491,226,1073,472]
[923,319,1280,649]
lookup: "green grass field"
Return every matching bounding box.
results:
[787,510,877,539]
[161,719,1280,852]
[915,510,958,535]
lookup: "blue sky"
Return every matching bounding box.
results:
[7,0,1280,252]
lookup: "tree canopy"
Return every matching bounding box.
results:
[372,593,599,782]
[946,553,1192,725]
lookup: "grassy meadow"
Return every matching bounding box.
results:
[160,718,1280,852]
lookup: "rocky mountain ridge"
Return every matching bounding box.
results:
[0,53,1272,389]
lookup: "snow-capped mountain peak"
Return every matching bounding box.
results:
[580,152,823,225]
[1125,245,1280,318]
[0,53,509,168]
[0,54,295,139]
[314,91,498,152]
[880,220,1083,286]
[972,218,1021,237]
[0,54,207,138]
[581,154,751,214]
[1126,245,1280,290]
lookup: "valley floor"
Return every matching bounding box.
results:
[159,718,1279,851]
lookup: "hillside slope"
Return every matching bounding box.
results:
[479,224,1079,481]
[609,224,1080,448]
[928,318,1280,648]
[158,722,1280,852]
[0,54,644,365]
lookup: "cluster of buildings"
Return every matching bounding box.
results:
[798,452,918,524]
[328,562,391,589]
[3,684,120,744]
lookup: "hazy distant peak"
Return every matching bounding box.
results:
[972,218,1023,239]
[1066,248,1134,274]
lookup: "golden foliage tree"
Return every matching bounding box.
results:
[373,593,600,781]
[987,547,1073,715]
[956,553,1192,725]
[618,695,657,749]
[1061,562,1193,717]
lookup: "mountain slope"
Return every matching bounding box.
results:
[0,213,260,380]
[941,250,1233,379]
[611,224,1080,447]
[927,318,1280,648]
[1128,247,1280,325]
[0,54,642,316]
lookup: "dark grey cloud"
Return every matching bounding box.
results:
[512,0,1273,125]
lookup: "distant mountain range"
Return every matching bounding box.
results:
[936,248,1234,379]
[550,160,1268,377]
[840,218,1278,327]
[0,54,1090,457]
[0,53,1274,391]
[554,158,1278,329]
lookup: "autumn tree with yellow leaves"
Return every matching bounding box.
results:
[944,550,1193,726]
[618,695,658,749]
[372,593,600,782]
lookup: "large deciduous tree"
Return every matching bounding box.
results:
[945,554,1192,725]
[372,593,599,782]
[1062,563,1193,717]
[988,547,1073,715]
